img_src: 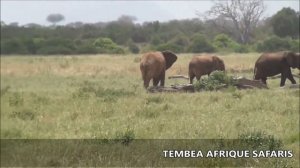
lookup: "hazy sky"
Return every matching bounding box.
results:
[1,1,299,25]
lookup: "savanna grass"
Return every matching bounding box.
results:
[1,53,299,166]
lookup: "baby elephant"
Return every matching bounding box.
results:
[254,51,300,86]
[189,54,225,84]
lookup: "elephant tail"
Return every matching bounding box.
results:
[140,62,149,80]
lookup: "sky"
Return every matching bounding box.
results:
[1,1,299,26]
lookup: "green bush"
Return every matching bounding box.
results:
[76,44,98,54]
[156,43,182,53]
[187,34,215,53]
[212,34,249,53]
[1,39,29,54]
[169,34,189,52]
[150,35,163,45]
[45,38,75,50]
[37,46,74,55]
[193,71,235,91]
[128,42,140,54]
[114,128,135,145]
[233,44,250,53]
[93,37,125,54]
[256,36,291,52]
[213,34,236,49]
[289,39,299,52]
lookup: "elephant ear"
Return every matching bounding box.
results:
[162,50,177,70]
[285,51,299,68]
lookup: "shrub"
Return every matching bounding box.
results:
[233,44,250,53]
[76,44,98,54]
[10,109,35,121]
[193,71,235,91]
[37,46,74,55]
[44,38,75,50]
[156,43,182,53]
[188,34,215,53]
[1,85,10,97]
[23,38,37,54]
[1,39,29,54]
[238,131,283,150]
[115,128,135,145]
[9,92,24,107]
[256,36,291,52]
[213,34,236,49]
[289,39,299,52]
[93,37,125,54]
[150,35,163,45]
[128,42,140,54]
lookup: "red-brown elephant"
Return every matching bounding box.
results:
[254,51,300,86]
[189,54,225,84]
[140,51,177,88]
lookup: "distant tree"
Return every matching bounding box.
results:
[188,34,215,53]
[213,34,236,48]
[66,22,84,28]
[203,0,265,44]
[270,7,299,38]
[93,37,125,54]
[47,14,65,26]
[128,42,140,54]
[9,22,19,27]
[104,16,137,44]
[24,23,42,28]
[118,15,137,24]
[256,36,291,52]
[1,21,6,27]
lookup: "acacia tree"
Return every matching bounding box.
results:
[203,0,265,44]
[46,14,65,26]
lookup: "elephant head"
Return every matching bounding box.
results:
[213,56,225,71]
[285,51,300,69]
[162,51,177,70]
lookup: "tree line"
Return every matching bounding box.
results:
[1,7,299,55]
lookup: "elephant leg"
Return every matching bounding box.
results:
[159,71,165,87]
[196,75,201,81]
[261,77,267,85]
[153,78,159,87]
[189,70,195,84]
[189,73,195,84]
[190,76,195,84]
[280,74,287,87]
[286,69,296,84]
[143,77,151,88]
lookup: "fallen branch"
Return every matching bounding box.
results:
[148,76,269,93]
[168,75,189,80]
[234,77,268,89]
[147,84,195,93]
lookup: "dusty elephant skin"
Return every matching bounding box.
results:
[254,51,300,87]
[188,54,225,84]
[140,51,177,88]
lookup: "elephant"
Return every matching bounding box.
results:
[189,54,225,84]
[254,51,300,86]
[140,51,177,88]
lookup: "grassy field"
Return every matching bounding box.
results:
[1,53,299,166]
